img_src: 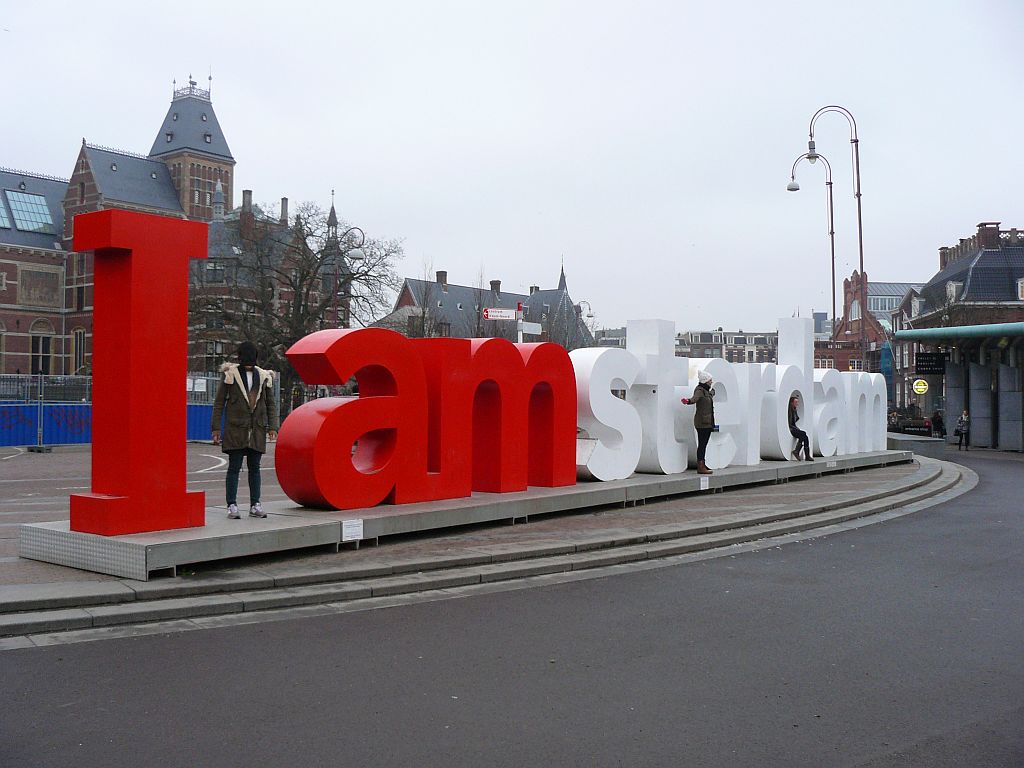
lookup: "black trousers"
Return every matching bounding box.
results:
[696,428,713,463]
[226,448,262,505]
[957,430,969,450]
[790,428,810,457]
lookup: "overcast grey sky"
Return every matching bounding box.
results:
[4,0,1023,331]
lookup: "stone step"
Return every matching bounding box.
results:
[0,460,968,640]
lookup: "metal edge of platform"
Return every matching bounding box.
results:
[18,450,914,581]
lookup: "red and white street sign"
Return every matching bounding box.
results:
[483,307,517,321]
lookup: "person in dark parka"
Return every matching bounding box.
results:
[681,369,716,475]
[211,341,279,519]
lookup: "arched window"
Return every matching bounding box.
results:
[72,327,87,373]
[30,319,55,376]
[850,299,862,321]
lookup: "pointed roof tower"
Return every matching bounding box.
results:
[557,262,568,291]
[324,190,343,263]
[212,179,224,221]
[327,194,339,231]
[149,75,236,221]
[149,76,234,161]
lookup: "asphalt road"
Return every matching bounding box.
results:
[2,450,1021,767]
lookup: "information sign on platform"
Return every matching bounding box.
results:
[342,519,364,542]
[482,307,517,321]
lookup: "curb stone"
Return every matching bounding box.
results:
[0,458,971,642]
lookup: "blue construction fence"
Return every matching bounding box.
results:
[0,373,259,448]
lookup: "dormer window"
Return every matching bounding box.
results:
[201,113,208,122]
[150,171,157,179]
[457,302,463,310]
[1018,278,1024,301]
[110,163,117,171]
[946,281,962,303]
[172,113,178,121]
[166,132,173,142]
[204,133,212,144]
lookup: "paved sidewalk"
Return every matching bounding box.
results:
[1,442,921,588]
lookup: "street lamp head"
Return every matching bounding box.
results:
[787,179,800,192]
[806,139,818,163]
[339,225,367,262]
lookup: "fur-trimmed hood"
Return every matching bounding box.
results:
[220,362,274,410]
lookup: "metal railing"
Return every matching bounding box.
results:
[0,373,281,447]
[0,374,92,404]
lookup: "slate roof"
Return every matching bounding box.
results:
[203,216,296,287]
[148,91,234,162]
[84,146,184,214]
[918,246,1024,313]
[401,277,527,338]
[0,168,68,251]
[386,273,595,348]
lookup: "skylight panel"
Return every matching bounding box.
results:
[0,199,10,228]
[5,190,56,234]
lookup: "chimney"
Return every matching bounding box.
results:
[490,279,501,295]
[1008,228,1021,245]
[939,246,950,270]
[529,285,539,295]
[436,270,447,290]
[240,189,255,239]
[977,221,1001,249]
[280,197,289,225]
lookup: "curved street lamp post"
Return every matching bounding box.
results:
[787,151,837,330]
[806,105,866,369]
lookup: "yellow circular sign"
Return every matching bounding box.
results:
[912,379,929,395]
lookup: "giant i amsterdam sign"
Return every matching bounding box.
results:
[72,210,886,536]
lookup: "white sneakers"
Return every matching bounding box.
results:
[227,502,267,519]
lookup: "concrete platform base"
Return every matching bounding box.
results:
[888,433,947,460]
[19,450,912,581]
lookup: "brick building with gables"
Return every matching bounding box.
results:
[0,77,238,375]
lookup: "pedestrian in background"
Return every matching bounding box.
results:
[681,370,715,475]
[955,409,970,451]
[212,341,279,519]
[788,395,812,461]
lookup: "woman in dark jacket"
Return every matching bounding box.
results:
[955,409,970,451]
[681,370,716,475]
[212,341,280,519]
[788,396,812,461]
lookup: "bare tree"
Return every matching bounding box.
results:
[216,201,402,414]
